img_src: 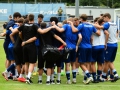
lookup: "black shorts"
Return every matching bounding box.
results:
[38,49,54,69]
[13,46,25,65]
[23,44,37,63]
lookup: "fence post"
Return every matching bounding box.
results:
[25,2,26,15]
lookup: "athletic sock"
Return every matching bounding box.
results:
[66,71,70,81]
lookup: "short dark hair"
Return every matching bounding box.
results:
[103,13,111,19]
[97,18,104,25]
[50,17,58,24]
[38,14,44,18]
[18,18,24,23]
[40,22,47,29]
[80,14,87,21]
[94,17,100,23]
[13,12,21,18]
[28,14,34,21]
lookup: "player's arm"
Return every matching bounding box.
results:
[76,33,82,52]
[9,27,14,32]
[53,34,66,46]
[67,21,79,32]
[22,37,37,46]
[104,30,109,50]
[54,25,64,32]
[10,28,19,44]
[93,24,104,29]
[19,32,22,40]
[95,29,101,36]
[90,35,93,45]
[0,32,6,37]
[37,26,55,34]
[116,29,119,38]
[76,33,82,46]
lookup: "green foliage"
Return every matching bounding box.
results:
[0,0,120,8]
[113,2,120,8]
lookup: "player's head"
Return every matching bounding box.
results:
[97,18,105,25]
[73,17,79,26]
[50,17,58,25]
[13,12,21,21]
[18,18,24,26]
[40,22,47,29]
[94,17,100,23]
[38,14,44,24]
[62,19,67,24]
[103,13,111,22]
[28,14,34,22]
[79,14,87,22]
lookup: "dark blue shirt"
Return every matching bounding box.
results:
[77,23,97,48]
[63,24,78,49]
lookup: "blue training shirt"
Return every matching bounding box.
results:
[103,22,110,30]
[77,23,97,48]
[63,24,78,49]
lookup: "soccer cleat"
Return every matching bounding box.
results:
[111,76,119,82]
[85,77,93,84]
[83,80,87,84]
[66,80,71,84]
[13,76,18,81]
[38,80,42,84]
[50,80,55,84]
[8,76,13,80]
[56,80,61,84]
[92,80,99,83]
[26,78,33,84]
[72,79,76,84]
[17,77,26,82]
[46,81,50,85]
[2,72,8,81]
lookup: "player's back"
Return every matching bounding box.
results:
[79,23,96,48]
[107,22,118,43]
[92,29,105,47]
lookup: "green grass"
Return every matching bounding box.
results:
[0,39,120,90]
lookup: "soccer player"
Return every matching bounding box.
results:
[9,14,56,84]
[2,18,24,81]
[33,14,44,76]
[37,22,66,85]
[68,14,101,84]
[54,17,78,84]
[91,17,109,83]
[73,17,81,75]
[102,13,119,82]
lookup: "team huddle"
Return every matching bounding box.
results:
[1,12,119,85]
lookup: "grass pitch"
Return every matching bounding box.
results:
[0,39,120,90]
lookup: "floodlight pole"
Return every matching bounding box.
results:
[75,0,79,18]
[35,0,37,4]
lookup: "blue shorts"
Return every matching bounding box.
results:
[92,48,105,63]
[78,48,92,63]
[105,46,117,62]
[64,49,76,63]
[8,43,14,60]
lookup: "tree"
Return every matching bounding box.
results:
[80,0,100,6]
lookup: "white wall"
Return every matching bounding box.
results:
[66,7,114,21]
